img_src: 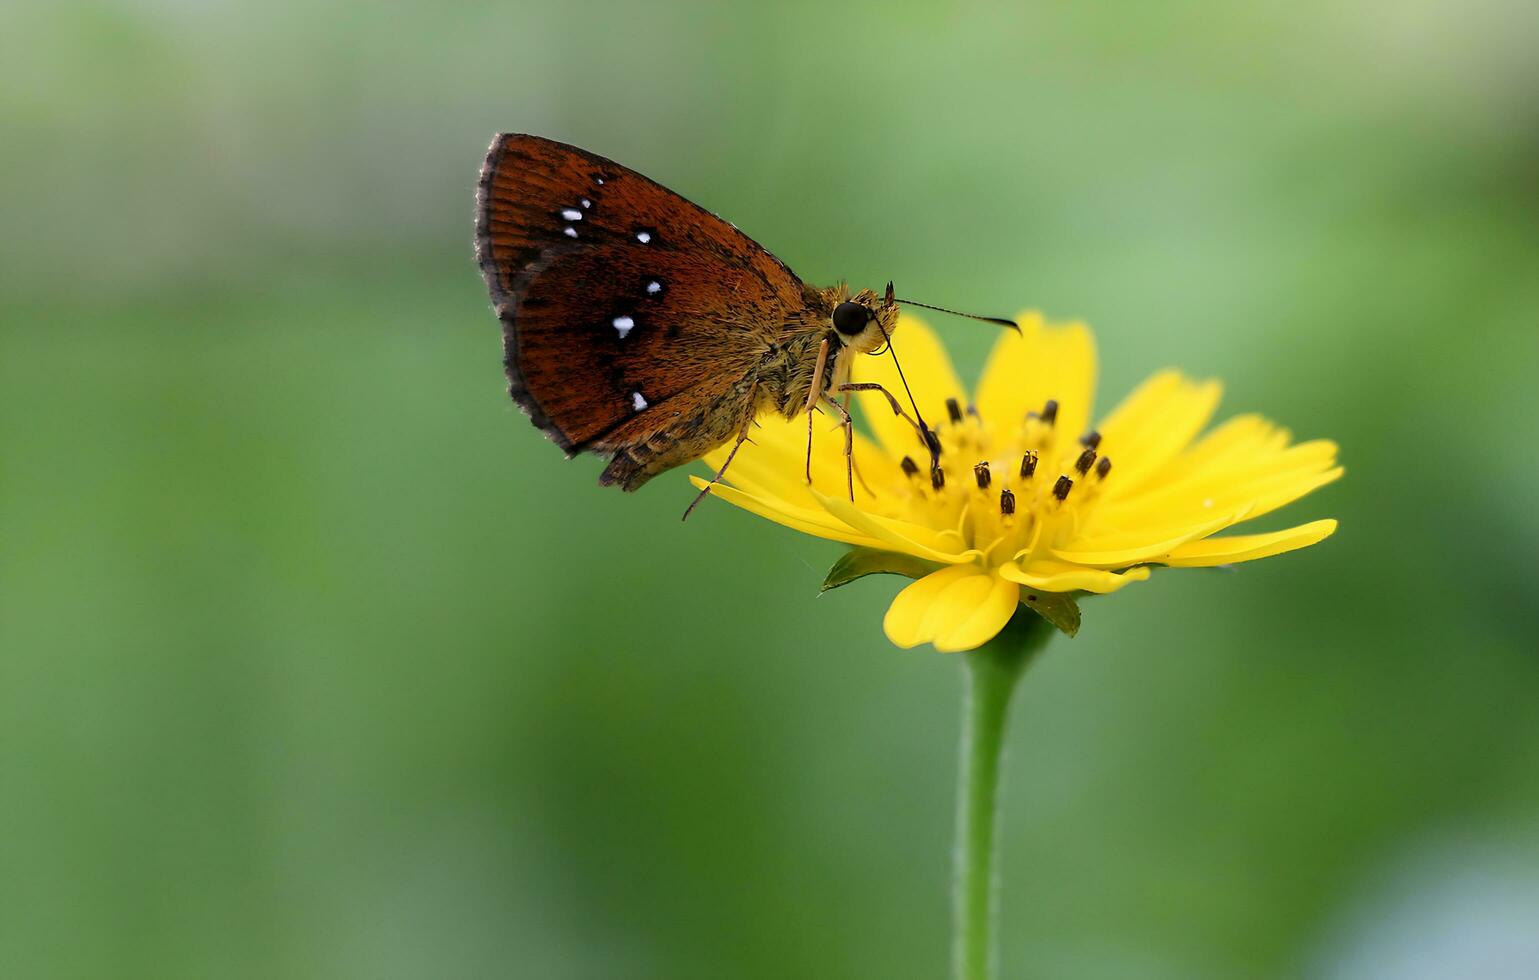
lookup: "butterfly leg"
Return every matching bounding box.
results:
[831,380,935,470]
[681,418,755,522]
[841,392,876,497]
[821,393,857,502]
[803,337,832,486]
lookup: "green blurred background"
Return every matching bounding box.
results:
[3,1,1537,977]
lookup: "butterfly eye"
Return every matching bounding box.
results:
[832,301,872,336]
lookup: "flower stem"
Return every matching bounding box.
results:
[951,612,1053,980]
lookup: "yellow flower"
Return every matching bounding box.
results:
[691,313,1340,653]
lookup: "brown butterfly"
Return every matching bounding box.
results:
[474,134,1011,516]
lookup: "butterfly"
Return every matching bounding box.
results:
[474,134,1010,516]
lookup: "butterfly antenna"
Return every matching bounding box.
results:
[875,322,943,467]
[895,297,1019,333]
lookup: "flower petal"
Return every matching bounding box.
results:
[883,565,980,648]
[975,313,1098,441]
[999,561,1152,594]
[932,575,1020,653]
[1051,508,1249,569]
[1095,371,1223,495]
[688,477,885,548]
[850,314,968,458]
[1159,519,1337,567]
[814,489,981,564]
[882,565,1018,652]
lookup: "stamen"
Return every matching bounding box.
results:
[1075,448,1097,475]
[1096,456,1112,479]
[1053,475,1073,501]
[931,467,946,491]
[946,398,963,424]
[966,403,980,419]
[999,488,1016,516]
[900,455,919,477]
[973,461,991,489]
[1080,430,1101,449]
[1040,399,1059,425]
[1019,451,1038,478]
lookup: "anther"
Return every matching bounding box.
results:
[1040,399,1059,425]
[1019,451,1038,478]
[1080,430,1101,449]
[931,466,946,491]
[973,461,991,490]
[966,403,980,419]
[946,398,963,424]
[1096,456,1112,479]
[1053,475,1073,501]
[1075,448,1097,475]
[999,488,1016,516]
[900,455,919,477]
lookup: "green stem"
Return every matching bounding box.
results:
[951,612,1053,980]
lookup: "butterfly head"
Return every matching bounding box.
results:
[830,286,899,355]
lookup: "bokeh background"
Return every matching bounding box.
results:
[4,1,1537,977]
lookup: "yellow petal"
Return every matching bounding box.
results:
[999,561,1151,594]
[687,477,885,549]
[850,314,968,458]
[814,489,981,564]
[882,565,1017,652]
[975,313,1098,441]
[1160,519,1338,567]
[932,575,1020,653]
[1052,508,1249,569]
[883,565,980,648]
[1095,371,1223,496]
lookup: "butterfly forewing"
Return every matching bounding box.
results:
[476,134,809,486]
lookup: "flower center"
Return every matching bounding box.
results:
[892,399,1113,566]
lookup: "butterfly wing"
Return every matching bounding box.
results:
[475,134,809,489]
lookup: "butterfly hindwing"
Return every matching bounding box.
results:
[475,134,808,486]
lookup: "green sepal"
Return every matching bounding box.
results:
[1016,588,1080,637]
[819,547,1083,638]
[819,547,942,593]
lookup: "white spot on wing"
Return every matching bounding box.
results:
[612,315,635,338]
[563,226,577,238]
[635,231,651,243]
[561,209,582,221]
[646,280,662,294]
[580,198,592,209]
[596,178,605,185]
[631,391,647,411]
